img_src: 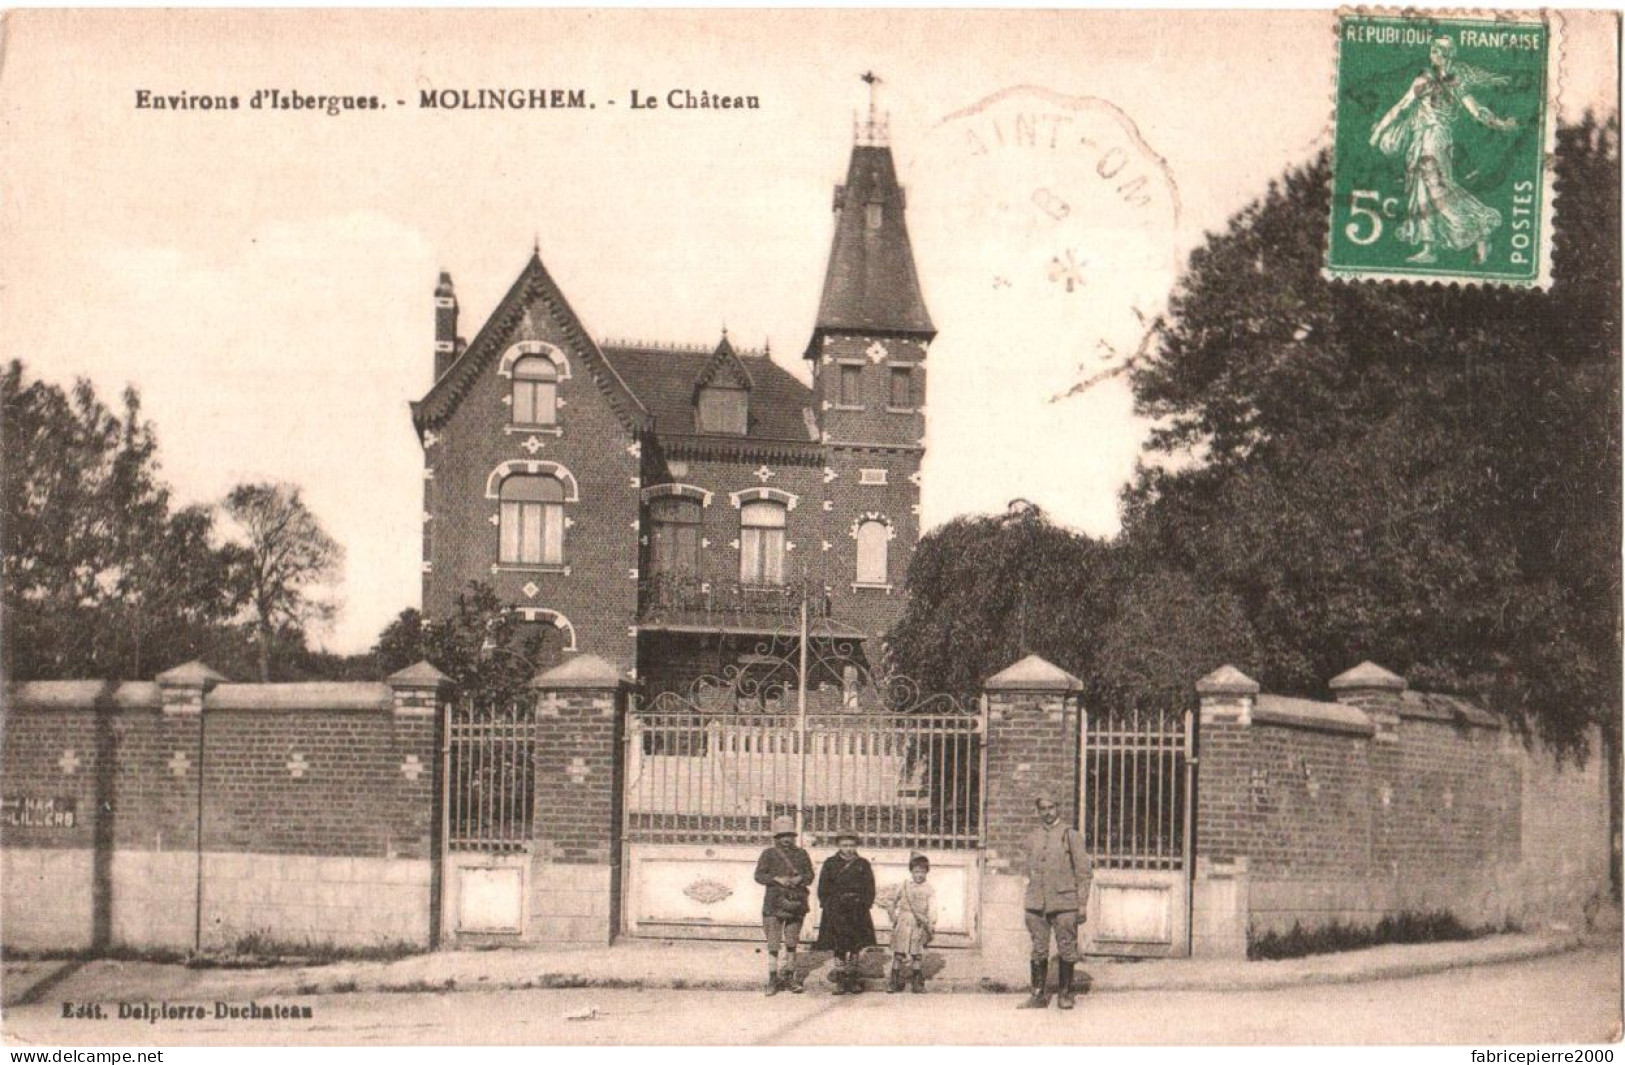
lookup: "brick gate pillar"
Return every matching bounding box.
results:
[385,661,449,946]
[1191,664,1259,958]
[530,654,626,946]
[978,654,1083,972]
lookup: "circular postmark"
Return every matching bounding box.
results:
[909,85,1181,402]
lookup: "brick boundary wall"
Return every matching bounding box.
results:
[1,661,445,953]
[1190,661,1613,958]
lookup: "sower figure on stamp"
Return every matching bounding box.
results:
[1369,35,1518,266]
[755,815,815,996]
[1018,793,1092,1010]
[812,830,876,995]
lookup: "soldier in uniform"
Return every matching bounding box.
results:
[754,815,815,996]
[1017,793,1092,1010]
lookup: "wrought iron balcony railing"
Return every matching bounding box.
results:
[637,573,833,631]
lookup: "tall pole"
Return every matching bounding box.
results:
[796,570,809,835]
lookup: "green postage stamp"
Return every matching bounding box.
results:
[1326,11,1560,287]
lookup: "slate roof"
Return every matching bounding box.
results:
[809,144,934,348]
[603,340,818,443]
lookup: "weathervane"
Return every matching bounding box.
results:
[856,70,889,146]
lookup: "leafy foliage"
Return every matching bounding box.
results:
[2,362,241,679]
[1125,115,1619,752]
[892,117,1619,761]
[373,582,550,703]
[887,504,1118,697]
[221,483,344,682]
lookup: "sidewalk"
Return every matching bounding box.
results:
[2,931,1587,1008]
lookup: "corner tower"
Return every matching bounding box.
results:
[806,88,933,637]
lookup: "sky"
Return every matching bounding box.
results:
[2,9,1616,654]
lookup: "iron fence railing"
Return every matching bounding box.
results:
[624,706,983,850]
[638,573,833,630]
[446,696,538,852]
[1081,707,1193,871]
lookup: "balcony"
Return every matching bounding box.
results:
[637,573,837,634]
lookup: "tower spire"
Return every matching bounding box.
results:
[807,87,932,357]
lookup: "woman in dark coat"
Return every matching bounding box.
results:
[813,830,877,995]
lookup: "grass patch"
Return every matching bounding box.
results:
[1247,910,1506,960]
[184,932,423,969]
[2,945,190,965]
[380,977,458,994]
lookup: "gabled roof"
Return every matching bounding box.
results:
[807,144,935,352]
[603,341,817,443]
[413,252,650,434]
[692,334,754,397]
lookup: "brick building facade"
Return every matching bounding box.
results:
[411,126,932,693]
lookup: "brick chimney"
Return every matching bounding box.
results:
[434,271,459,381]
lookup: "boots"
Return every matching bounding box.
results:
[887,958,906,994]
[785,957,805,994]
[910,964,926,994]
[1016,959,1050,1008]
[1056,960,1077,1010]
[831,959,849,996]
[765,966,782,997]
[847,965,865,995]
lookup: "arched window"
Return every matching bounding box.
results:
[739,500,786,585]
[855,519,889,585]
[499,475,565,565]
[649,496,702,575]
[512,356,558,426]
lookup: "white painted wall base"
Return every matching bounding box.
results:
[0,847,431,953]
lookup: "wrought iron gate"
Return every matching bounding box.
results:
[440,693,539,939]
[1079,706,1195,957]
[621,617,984,942]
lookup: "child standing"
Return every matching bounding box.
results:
[880,852,936,994]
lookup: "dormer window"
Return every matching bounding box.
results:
[866,202,883,229]
[512,356,558,426]
[698,386,747,435]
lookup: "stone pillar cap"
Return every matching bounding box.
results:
[1328,660,1406,692]
[531,653,624,690]
[984,654,1081,692]
[1195,664,1260,696]
[155,660,228,686]
[386,660,451,687]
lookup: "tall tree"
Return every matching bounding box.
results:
[888,504,1119,698]
[2,362,239,679]
[222,482,344,682]
[1123,115,1620,753]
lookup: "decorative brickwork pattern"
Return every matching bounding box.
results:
[1,669,444,951]
[1191,663,1612,954]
